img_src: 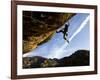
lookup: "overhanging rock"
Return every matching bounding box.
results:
[23,11,75,54]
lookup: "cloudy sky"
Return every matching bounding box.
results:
[23,13,90,59]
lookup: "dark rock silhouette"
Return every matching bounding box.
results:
[59,50,89,67]
[23,50,89,68]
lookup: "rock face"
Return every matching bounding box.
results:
[23,11,75,53]
[60,50,89,66]
[23,50,89,68]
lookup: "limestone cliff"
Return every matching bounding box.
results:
[23,11,75,54]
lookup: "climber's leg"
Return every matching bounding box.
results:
[63,33,69,43]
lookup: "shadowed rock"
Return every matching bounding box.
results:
[23,50,89,68]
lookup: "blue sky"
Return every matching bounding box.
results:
[23,13,90,59]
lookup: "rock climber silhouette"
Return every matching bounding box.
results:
[56,21,70,43]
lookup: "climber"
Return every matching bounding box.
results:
[56,21,70,43]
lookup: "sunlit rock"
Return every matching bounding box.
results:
[23,11,75,54]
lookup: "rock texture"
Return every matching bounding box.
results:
[23,50,89,68]
[23,11,75,53]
